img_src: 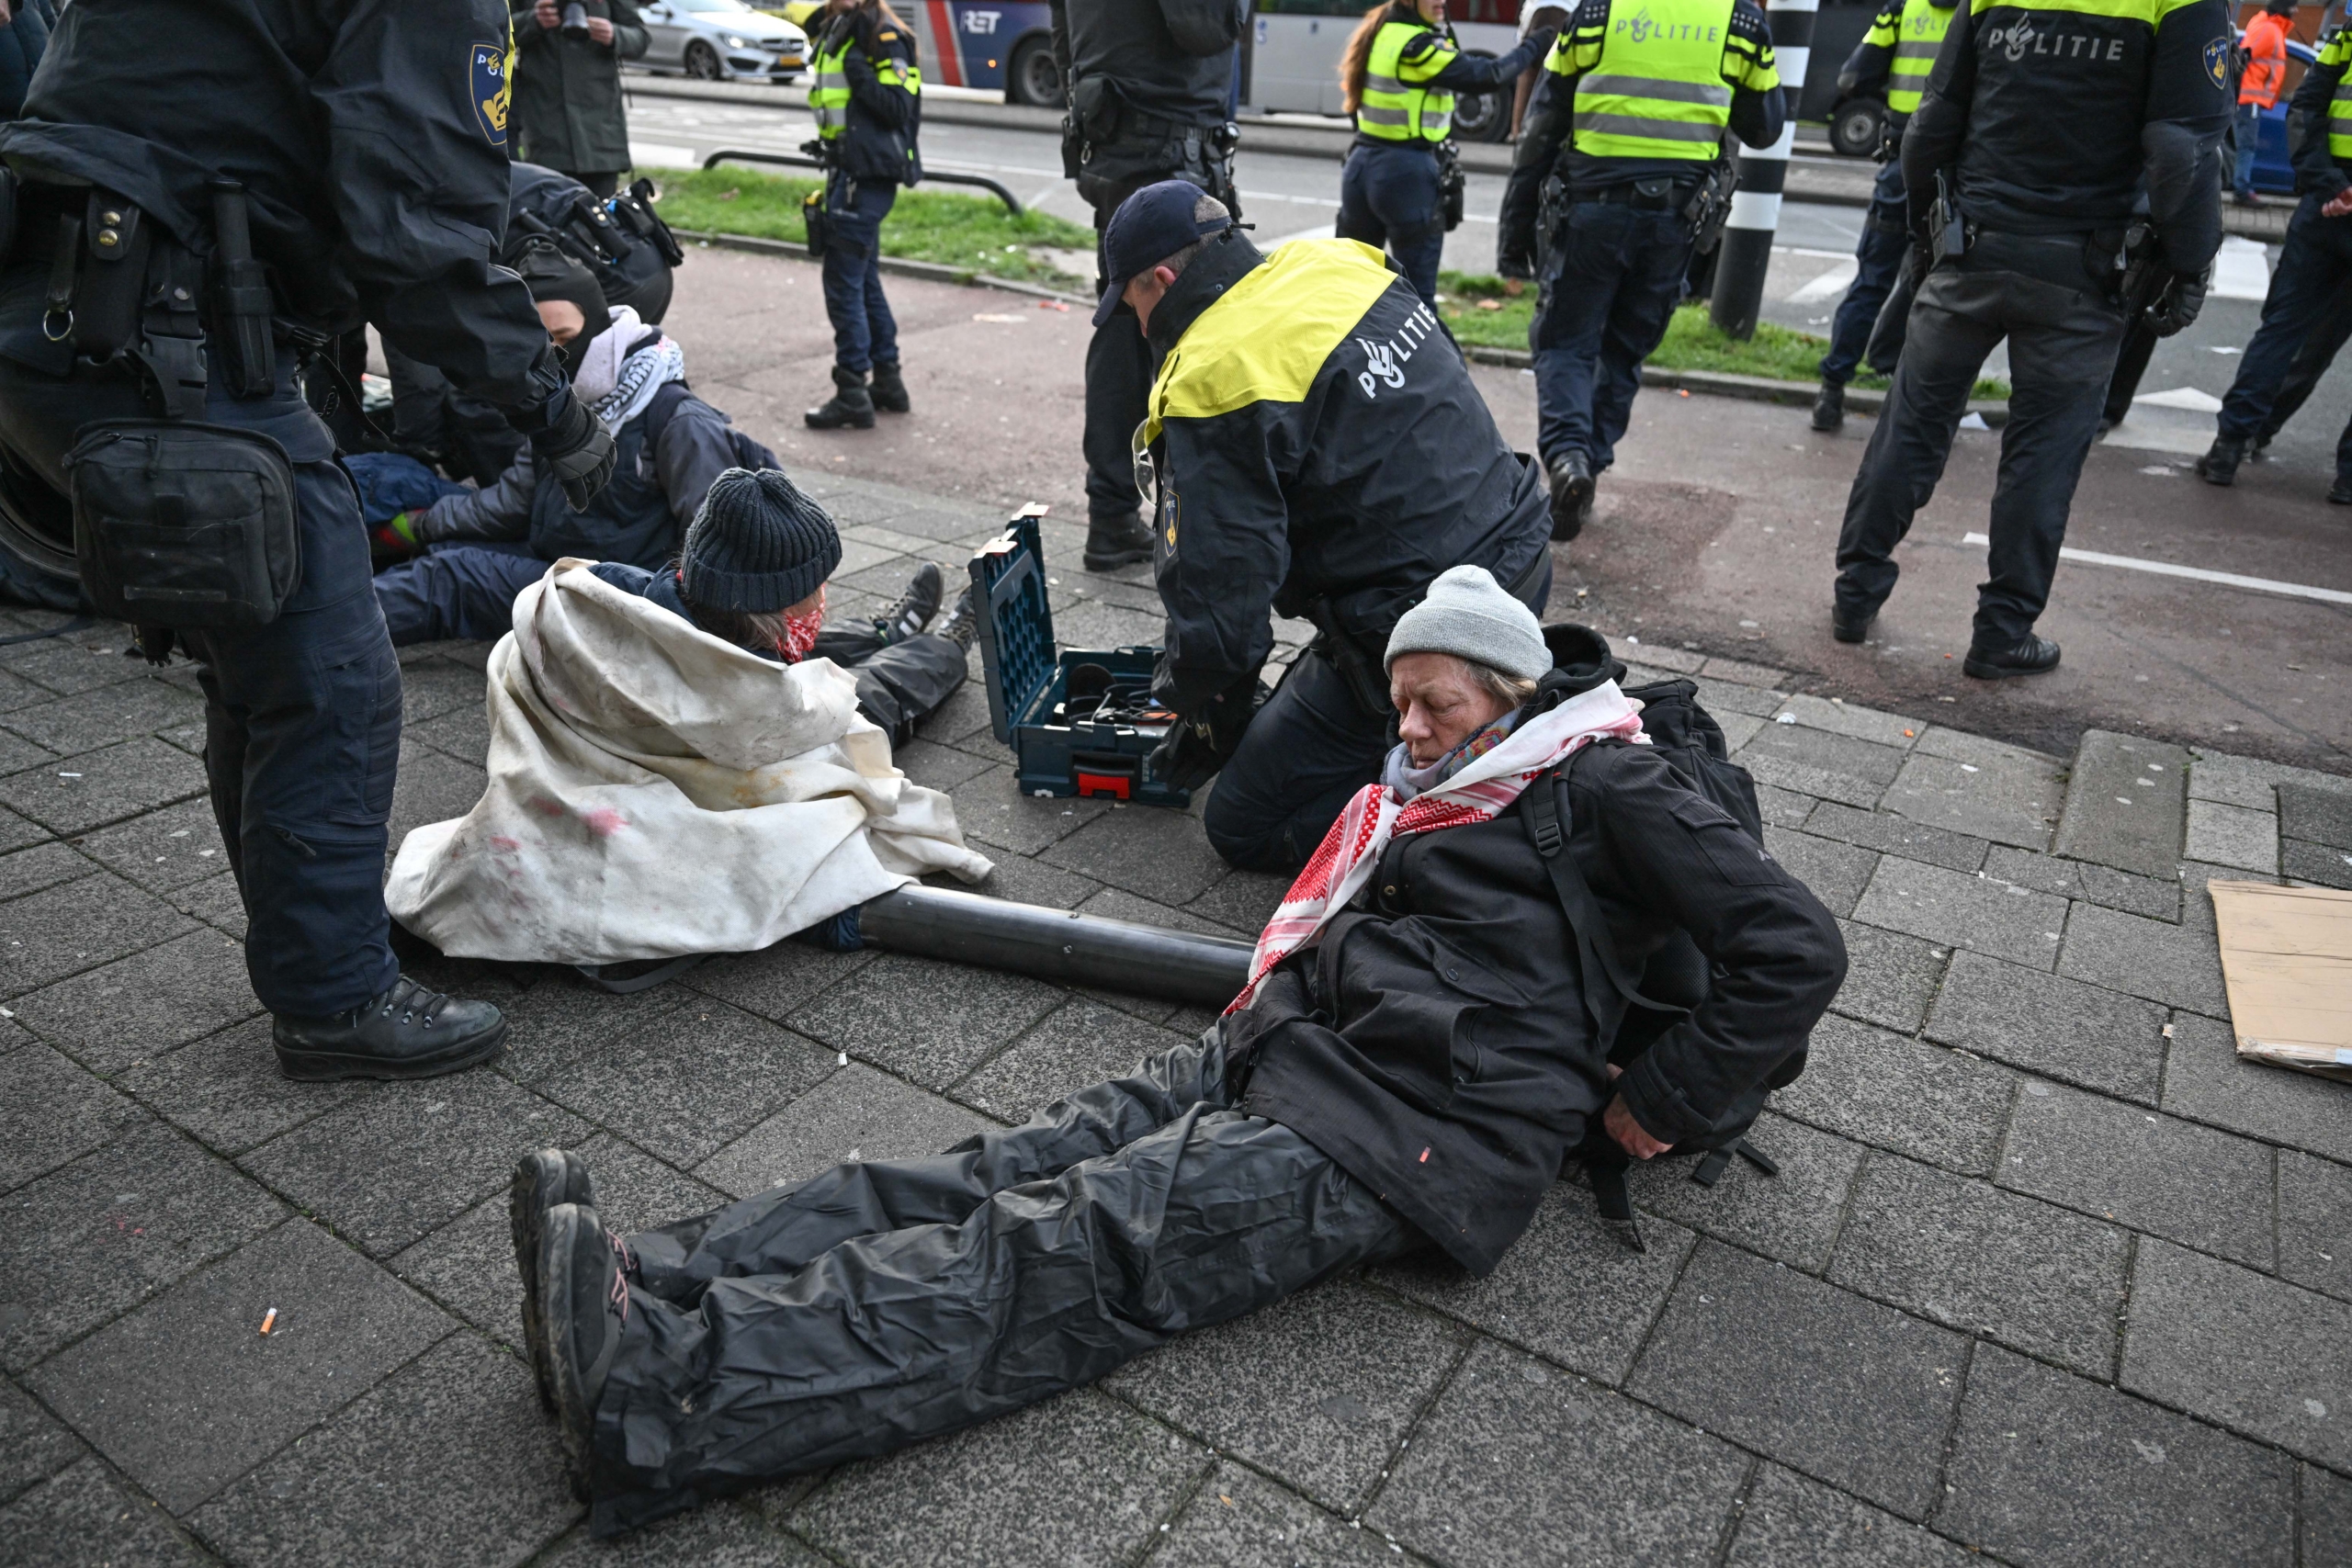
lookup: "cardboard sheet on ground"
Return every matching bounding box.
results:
[386,559,992,964]
[2209,880,2352,1083]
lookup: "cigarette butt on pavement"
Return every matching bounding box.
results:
[259,1308,277,1336]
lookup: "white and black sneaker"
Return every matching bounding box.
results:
[876,561,944,644]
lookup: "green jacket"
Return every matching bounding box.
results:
[1140,232,1550,715]
[511,0,650,175]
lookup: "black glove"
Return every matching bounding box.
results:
[2149,265,2210,338]
[530,389,616,513]
[1148,673,1263,792]
[1498,237,1536,280]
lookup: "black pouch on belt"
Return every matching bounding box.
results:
[802,189,829,258]
[66,419,300,629]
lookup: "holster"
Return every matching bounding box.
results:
[802,190,831,258]
[1302,597,1391,719]
[1438,143,1466,233]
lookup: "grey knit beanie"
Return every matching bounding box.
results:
[679,468,842,613]
[1384,565,1552,682]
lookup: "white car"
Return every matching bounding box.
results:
[631,0,808,83]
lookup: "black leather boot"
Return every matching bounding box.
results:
[1083,511,1154,570]
[1962,633,2063,680]
[1811,378,1845,434]
[2194,435,2245,486]
[511,1149,599,1412]
[876,561,943,643]
[1547,451,1594,542]
[2330,474,2352,505]
[1831,604,1875,644]
[868,362,910,413]
[805,365,876,430]
[271,975,507,1080]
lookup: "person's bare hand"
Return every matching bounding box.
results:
[0,5,15,28]
[1604,1094,1671,1160]
[587,15,616,43]
[2324,187,2352,220]
[535,0,561,28]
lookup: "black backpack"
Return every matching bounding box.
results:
[1518,665,1796,1251]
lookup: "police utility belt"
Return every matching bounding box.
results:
[7,174,300,633]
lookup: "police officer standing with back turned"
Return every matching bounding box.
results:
[0,0,616,1080]
[1809,0,1961,433]
[1498,0,1784,543]
[1048,0,1245,572]
[1830,0,2228,676]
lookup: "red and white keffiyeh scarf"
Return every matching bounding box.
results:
[1226,682,1648,1013]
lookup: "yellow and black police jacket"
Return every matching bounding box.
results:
[1901,0,2231,267]
[1137,231,1551,715]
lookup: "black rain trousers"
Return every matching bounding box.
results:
[587,1033,1419,1534]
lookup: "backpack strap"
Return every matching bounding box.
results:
[639,378,697,450]
[1583,1150,1646,1254]
[1522,748,1684,1019]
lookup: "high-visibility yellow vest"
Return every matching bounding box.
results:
[1885,0,1955,116]
[1548,0,1777,163]
[2324,29,2352,161]
[811,25,919,141]
[1358,17,1456,143]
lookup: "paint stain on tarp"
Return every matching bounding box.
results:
[582,807,628,838]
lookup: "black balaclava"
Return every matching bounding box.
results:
[516,243,611,379]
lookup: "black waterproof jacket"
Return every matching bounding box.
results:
[0,0,569,423]
[1233,648,1847,1273]
[812,6,922,185]
[511,0,650,176]
[1049,0,1242,191]
[1900,0,2230,274]
[1140,231,1550,716]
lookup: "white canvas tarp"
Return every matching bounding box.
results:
[386,558,991,964]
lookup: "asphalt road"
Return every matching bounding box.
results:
[626,97,2351,772]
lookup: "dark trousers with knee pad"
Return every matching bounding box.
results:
[1337,141,1445,306]
[0,340,402,1018]
[808,621,968,748]
[585,1032,1419,1536]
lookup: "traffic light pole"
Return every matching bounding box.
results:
[1708,0,1817,340]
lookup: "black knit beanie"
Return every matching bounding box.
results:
[679,468,842,612]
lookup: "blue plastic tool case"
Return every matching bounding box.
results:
[969,504,1190,807]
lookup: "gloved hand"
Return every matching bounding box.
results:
[2149,265,2211,338]
[1498,237,1536,280]
[1148,673,1263,793]
[530,391,616,513]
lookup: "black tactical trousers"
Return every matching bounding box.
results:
[1836,241,2125,648]
[1083,170,1196,525]
[586,1033,1417,1536]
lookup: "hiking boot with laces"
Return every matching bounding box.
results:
[1962,632,2062,680]
[868,362,910,413]
[272,975,506,1081]
[538,1203,631,1497]
[876,561,944,644]
[512,1150,600,1413]
[936,587,978,654]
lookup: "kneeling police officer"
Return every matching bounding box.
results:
[0,1,616,1080]
[1103,181,1553,874]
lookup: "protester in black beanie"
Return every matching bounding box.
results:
[589,467,977,748]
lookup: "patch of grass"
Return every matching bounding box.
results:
[1433,269,2007,400]
[642,164,1097,289]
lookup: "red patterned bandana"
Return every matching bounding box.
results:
[1226,682,1647,1014]
[780,586,827,663]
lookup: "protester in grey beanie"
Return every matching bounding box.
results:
[680,468,842,613]
[1384,564,1553,681]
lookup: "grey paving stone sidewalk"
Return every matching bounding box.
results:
[4,473,2351,1566]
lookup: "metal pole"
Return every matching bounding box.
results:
[1708,0,1816,340]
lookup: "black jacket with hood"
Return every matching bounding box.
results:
[1228,628,1848,1273]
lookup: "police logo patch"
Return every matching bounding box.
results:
[2204,35,2231,90]
[471,40,512,147]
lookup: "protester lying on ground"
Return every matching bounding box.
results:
[508,564,1847,1536]
[371,247,741,646]
[385,468,990,966]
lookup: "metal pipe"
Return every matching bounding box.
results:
[698,149,1024,217]
[855,885,1253,1007]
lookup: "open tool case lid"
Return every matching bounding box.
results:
[969,504,1058,745]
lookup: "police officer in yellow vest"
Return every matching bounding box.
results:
[1810,0,1959,432]
[1337,0,1555,305]
[803,0,922,429]
[1498,0,1784,540]
[2195,25,2352,498]
[1834,0,2227,676]
[1098,181,1554,873]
